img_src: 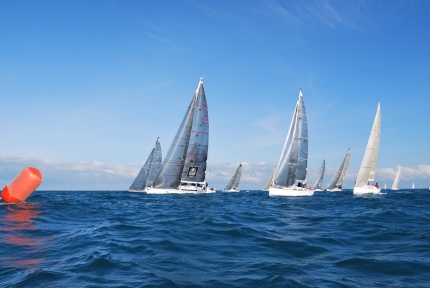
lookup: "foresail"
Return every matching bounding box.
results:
[129,147,155,191]
[296,90,308,182]
[224,164,242,190]
[153,86,197,189]
[392,166,401,189]
[313,160,325,189]
[337,148,350,187]
[327,148,350,189]
[355,103,381,187]
[263,169,276,190]
[368,103,381,181]
[273,102,299,187]
[146,138,162,187]
[181,78,209,183]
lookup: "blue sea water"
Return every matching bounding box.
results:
[1,189,430,287]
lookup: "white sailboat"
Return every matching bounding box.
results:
[269,88,313,197]
[412,182,415,189]
[223,164,242,192]
[129,137,162,193]
[327,148,350,192]
[353,103,381,195]
[391,166,401,190]
[312,160,325,192]
[147,77,212,194]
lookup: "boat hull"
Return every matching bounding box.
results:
[146,188,215,194]
[223,189,239,192]
[128,189,147,193]
[326,188,342,192]
[269,186,314,196]
[353,185,381,195]
[147,182,215,194]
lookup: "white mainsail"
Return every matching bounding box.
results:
[223,164,242,192]
[312,160,325,190]
[269,88,313,196]
[129,137,162,192]
[147,77,211,194]
[327,148,350,191]
[391,166,401,190]
[353,102,381,194]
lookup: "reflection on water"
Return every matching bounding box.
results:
[1,203,45,271]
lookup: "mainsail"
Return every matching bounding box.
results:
[273,89,308,188]
[391,166,401,190]
[327,148,350,189]
[355,102,381,188]
[152,78,209,189]
[313,160,325,189]
[224,164,242,191]
[129,137,162,191]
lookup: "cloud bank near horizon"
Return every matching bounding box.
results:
[0,156,429,190]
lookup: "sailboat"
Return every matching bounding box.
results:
[326,148,350,192]
[223,164,242,192]
[263,169,276,191]
[312,160,325,192]
[129,137,162,192]
[269,88,313,197]
[353,102,381,195]
[147,77,212,194]
[391,166,401,190]
[412,182,415,189]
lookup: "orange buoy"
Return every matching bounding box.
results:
[1,167,43,203]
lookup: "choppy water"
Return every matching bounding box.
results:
[1,189,430,287]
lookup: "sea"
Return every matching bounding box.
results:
[1,189,429,288]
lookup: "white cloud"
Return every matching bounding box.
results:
[0,156,429,191]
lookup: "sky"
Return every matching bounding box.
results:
[0,0,429,190]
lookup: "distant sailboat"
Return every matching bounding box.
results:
[327,148,350,192]
[129,137,162,193]
[269,88,313,197]
[223,164,242,192]
[353,103,381,195]
[412,182,415,189]
[263,169,276,191]
[391,166,401,190]
[312,160,325,191]
[147,77,212,194]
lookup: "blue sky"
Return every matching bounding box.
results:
[0,0,429,190]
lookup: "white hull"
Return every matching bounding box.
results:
[269,186,314,196]
[326,188,342,192]
[313,188,324,192]
[353,185,381,195]
[147,182,215,194]
[146,187,214,194]
[223,189,239,192]
[128,189,147,193]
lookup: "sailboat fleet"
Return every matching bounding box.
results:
[129,77,412,196]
